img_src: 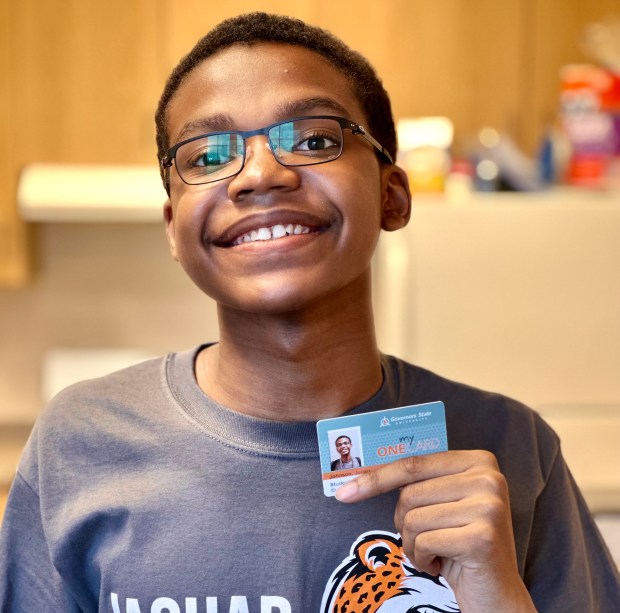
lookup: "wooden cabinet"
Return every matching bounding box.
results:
[1,0,29,285]
[2,0,617,284]
[1,0,163,284]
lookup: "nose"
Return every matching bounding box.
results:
[227,135,300,201]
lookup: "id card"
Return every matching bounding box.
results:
[316,401,448,497]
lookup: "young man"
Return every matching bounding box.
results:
[331,436,362,471]
[1,12,619,613]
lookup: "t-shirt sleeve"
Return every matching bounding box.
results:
[0,472,80,612]
[524,448,620,610]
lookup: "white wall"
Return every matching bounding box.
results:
[374,191,620,409]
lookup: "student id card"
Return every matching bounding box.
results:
[316,401,448,497]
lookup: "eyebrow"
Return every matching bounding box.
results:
[274,96,351,120]
[173,113,234,143]
[172,96,353,145]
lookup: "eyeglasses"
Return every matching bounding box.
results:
[160,115,393,187]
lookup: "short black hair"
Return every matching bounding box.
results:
[155,12,396,191]
[335,435,352,445]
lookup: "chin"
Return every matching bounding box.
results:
[198,264,372,318]
[210,277,340,316]
[228,291,324,317]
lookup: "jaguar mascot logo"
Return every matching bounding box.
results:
[320,530,460,613]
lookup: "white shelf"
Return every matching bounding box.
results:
[412,186,620,208]
[18,164,168,222]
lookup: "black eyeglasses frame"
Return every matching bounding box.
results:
[160,115,393,188]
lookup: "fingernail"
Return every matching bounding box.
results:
[335,480,358,502]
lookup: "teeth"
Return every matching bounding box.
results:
[272,224,287,239]
[233,224,312,246]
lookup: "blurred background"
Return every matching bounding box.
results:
[1,0,619,558]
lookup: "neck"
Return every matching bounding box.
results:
[340,453,352,463]
[197,274,382,422]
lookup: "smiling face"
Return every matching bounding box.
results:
[164,42,409,316]
[335,436,352,458]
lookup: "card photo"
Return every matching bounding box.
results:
[327,426,364,472]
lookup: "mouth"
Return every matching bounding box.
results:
[231,223,312,246]
[211,210,333,248]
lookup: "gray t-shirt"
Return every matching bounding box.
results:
[1,346,618,612]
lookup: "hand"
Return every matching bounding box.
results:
[335,450,537,613]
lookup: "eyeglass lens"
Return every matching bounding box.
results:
[174,117,345,185]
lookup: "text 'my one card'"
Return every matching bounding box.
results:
[316,401,448,497]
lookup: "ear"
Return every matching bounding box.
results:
[356,535,403,571]
[163,199,179,261]
[380,164,411,231]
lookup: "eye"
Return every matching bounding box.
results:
[181,134,242,174]
[294,131,340,153]
[191,148,234,168]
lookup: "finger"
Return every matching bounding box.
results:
[398,491,508,556]
[394,468,509,529]
[410,525,475,575]
[398,498,482,540]
[412,513,516,573]
[399,493,515,575]
[335,449,498,503]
